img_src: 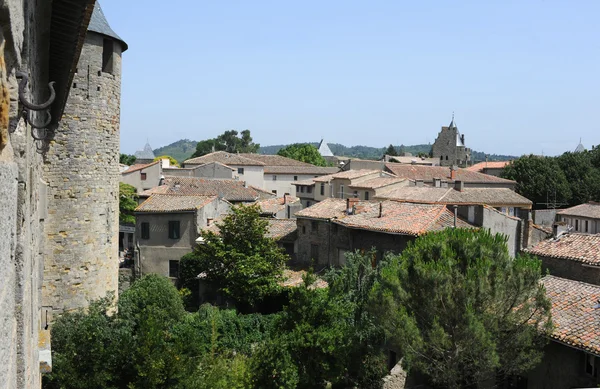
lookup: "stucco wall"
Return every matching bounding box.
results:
[43,31,123,314]
[526,342,599,389]
[559,215,600,234]
[121,162,162,193]
[232,164,264,188]
[533,209,557,227]
[136,212,196,248]
[263,173,323,197]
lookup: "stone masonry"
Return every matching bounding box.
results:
[431,117,471,167]
[42,29,124,313]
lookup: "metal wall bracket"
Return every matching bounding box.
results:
[15,71,56,141]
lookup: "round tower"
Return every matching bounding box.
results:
[42,2,127,313]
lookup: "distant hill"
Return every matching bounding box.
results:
[155,139,515,164]
[153,139,198,163]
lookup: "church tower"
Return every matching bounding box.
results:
[431,115,471,167]
[42,2,127,313]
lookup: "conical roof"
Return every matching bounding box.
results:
[318,139,334,157]
[575,141,585,153]
[135,142,155,160]
[88,2,128,51]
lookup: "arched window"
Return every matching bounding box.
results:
[445,155,448,160]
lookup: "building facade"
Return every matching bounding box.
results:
[431,117,471,167]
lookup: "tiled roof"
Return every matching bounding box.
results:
[184,151,266,166]
[291,178,317,186]
[122,161,160,174]
[296,198,474,236]
[264,165,339,175]
[313,169,381,182]
[466,161,512,172]
[202,217,297,241]
[88,2,128,50]
[385,164,516,185]
[557,202,600,219]
[256,195,300,215]
[280,269,328,289]
[526,233,600,265]
[238,154,313,167]
[541,276,600,355]
[134,142,155,160]
[378,187,532,207]
[135,194,216,213]
[140,177,261,202]
[348,177,406,189]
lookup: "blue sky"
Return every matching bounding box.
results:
[104,0,600,156]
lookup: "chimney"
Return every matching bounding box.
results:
[347,197,359,215]
[454,180,464,192]
[416,179,424,187]
[450,166,457,180]
[433,178,441,188]
[162,158,170,168]
[379,202,383,218]
[243,181,247,188]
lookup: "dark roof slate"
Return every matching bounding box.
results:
[88,2,128,50]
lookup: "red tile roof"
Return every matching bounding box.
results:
[466,161,512,172]
[140,176,263,202]
[255,195,300,215]
[121,160,160,174]
[557,202,600,220]
[238,153,313,167]
[377,187,532,207]
[296,198,474,236]
[526,233,600,265]
[313,169,381,182]
[184,151,266,166]
[542,276,600,355]
[385,164,515,185]
[348,177,407,189]
[263,165,339,175]
[135,194,217,213]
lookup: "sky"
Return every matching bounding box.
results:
[103,0,600,157]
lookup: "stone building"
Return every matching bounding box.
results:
[431,116,471,167]
[134,141,155,164]
[0,0,99,387]
[42,2,127,314]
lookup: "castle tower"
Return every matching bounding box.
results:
[431,115,471,167]
[42,2,128,314]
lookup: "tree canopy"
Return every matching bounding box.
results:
[180,204,288,306]
[119,182,138,224]
[370,228,552,388]
[384,144,398,156]
[276,143,328,166]
[120,154,136,165]
[191,130,259,158]
[154,155,179,167]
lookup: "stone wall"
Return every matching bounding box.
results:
[431,126,470,167]
[42,31,123,313]
[540,256,600,286]
[0,1,53,386]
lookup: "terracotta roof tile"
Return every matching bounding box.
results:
[526,233,600,265]
[135,194,216,213]
[264,165,339,175]
[122,160,160,174]
[296,198,474,236]
[314,169,381,182]
[140,176,261,202]
[541,276,600,355]
[385,164,515,185]
[466,161,512,172]
[348,177,407,189]
[378,187,532,207]
[184,151,266,166]
[256,195,300,215]
[557,202,600,220]
[238,153,313,167]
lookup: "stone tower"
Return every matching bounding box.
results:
[42,2,128,314]
[431,116,471,167]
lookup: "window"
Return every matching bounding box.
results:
[272,175,277,181]
[339,185,344,199]
[168,221,181,239]
[169,260,180,278]
[364,191,370,200]
[294,176,298,181]
[307,186,312,194]
[353,190,358,198]
[311,244,319,262]
[306,201,311,207]
[302,225,306,234]
[585,353,597,377]
[237,167,244,174]
[272,190,277,194]
[300,186,305,193]
[585,220,589,233]
[102,39,114,74]
[576,219,579,231]
[445,155,448,160]
[320,183,325,196]
[141,172,147,180]
[141,222,150,239]
[311,221,318,232]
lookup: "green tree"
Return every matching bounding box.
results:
[183,204,288,306]
[154,155,179,167]
[119,182,138,224]
[370,229,552,389]
[501,154,571,209]
[277,143,328,166]
[556,151,600,205]
[120,153,137,165]
[384,144,398,157]
[191,130,260,158]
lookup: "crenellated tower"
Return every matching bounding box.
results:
[42,2,127,314]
